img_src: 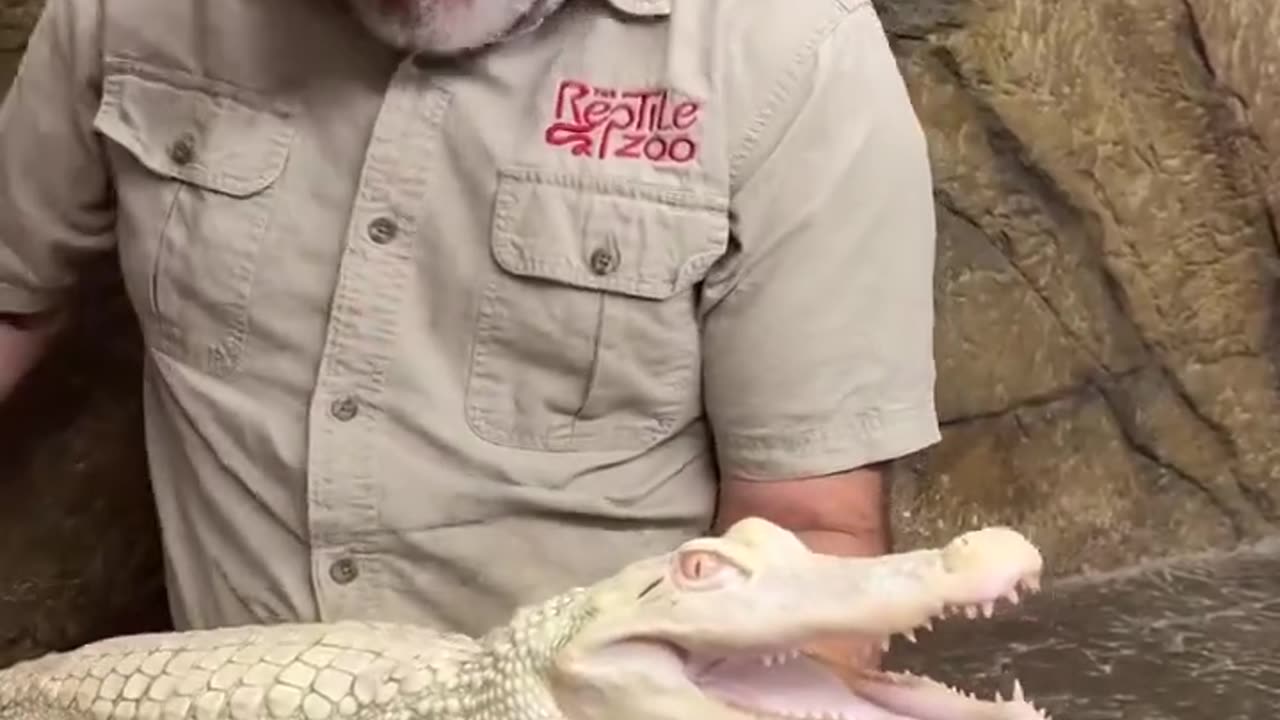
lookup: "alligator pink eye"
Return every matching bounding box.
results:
[679,550,720,579]
[671,548,743,590]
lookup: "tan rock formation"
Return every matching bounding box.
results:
[883,0,1280,572]
[1,0,1278,667]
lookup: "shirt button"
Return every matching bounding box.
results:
[330,395,359,421]
[588,247,619,276]
[329,557,359,585]
[168,132,197,165]
[367,216,398,245]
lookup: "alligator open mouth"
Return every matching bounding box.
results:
[680,578,1051,720]
[559,523,1050,720]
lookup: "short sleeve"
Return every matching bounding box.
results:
[0,0,114,314]
[701,4,941,480]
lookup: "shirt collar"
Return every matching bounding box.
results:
[605,0,672,17]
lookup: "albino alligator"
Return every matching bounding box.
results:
[0,517,1049,719]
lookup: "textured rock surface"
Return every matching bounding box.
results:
[0,0,37,82]
[891,538,1280,720]
[1,0,1279,681]
[883,0,1280,573]
[0,257,166,668]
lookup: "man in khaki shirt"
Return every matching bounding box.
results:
[0,0,939,668]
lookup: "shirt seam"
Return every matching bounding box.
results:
[0,280,60,315]
[715,399,941,479]
[727,0,873,193]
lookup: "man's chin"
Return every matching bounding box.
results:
[345,0,542,55]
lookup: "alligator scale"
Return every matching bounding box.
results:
[0,517,1050,719]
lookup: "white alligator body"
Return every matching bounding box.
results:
[0,519,1051,720]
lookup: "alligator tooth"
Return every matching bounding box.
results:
[901,629,917,643]
[880,637,892,652]
[761,650,797,666]
[964,605,979,619]
[981,601,995,618]
[919,618,933,632]
[1012,679,1025,701]
[1005,588,1021,604]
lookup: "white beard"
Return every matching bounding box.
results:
[346,0,566,55]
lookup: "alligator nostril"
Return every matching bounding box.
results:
[941,527,1044,580]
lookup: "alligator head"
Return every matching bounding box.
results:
[546,517,1049,720]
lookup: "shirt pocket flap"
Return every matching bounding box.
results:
[491,167,729,300]
[92,61,295,198]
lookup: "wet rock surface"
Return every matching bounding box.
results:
[890,539,1280,719]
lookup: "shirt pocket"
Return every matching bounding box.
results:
[92,59,296,376]
[466,167,729,453]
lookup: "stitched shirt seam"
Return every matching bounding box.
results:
[727,0,872,192]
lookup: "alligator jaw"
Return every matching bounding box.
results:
[689,654,1053,720]
[680,575,1051,720]
[843,669,1054,720]
[551,520,1048,720]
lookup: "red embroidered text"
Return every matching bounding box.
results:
[544,80,702,164]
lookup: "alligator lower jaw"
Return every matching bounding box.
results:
[689,653,1050,720]
[681,584,1048,720]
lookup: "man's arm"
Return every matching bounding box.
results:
[713,465,889,557]
[700,1,940,668]
[0,0,113,387]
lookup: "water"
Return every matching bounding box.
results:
[888,539,1280,719]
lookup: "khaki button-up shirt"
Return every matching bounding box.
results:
[0,0,940,636]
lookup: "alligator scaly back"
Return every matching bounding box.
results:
[0,620,486,720]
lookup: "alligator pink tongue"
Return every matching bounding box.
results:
[693,654,915,720]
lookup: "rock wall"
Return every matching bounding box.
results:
[2,0,1278,667]
[883,0,1280,572]
[0,1,29,82]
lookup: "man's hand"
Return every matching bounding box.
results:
[713,463,892,678]
[0,310,64,403]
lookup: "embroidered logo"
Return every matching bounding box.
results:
[544,80,702,164]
